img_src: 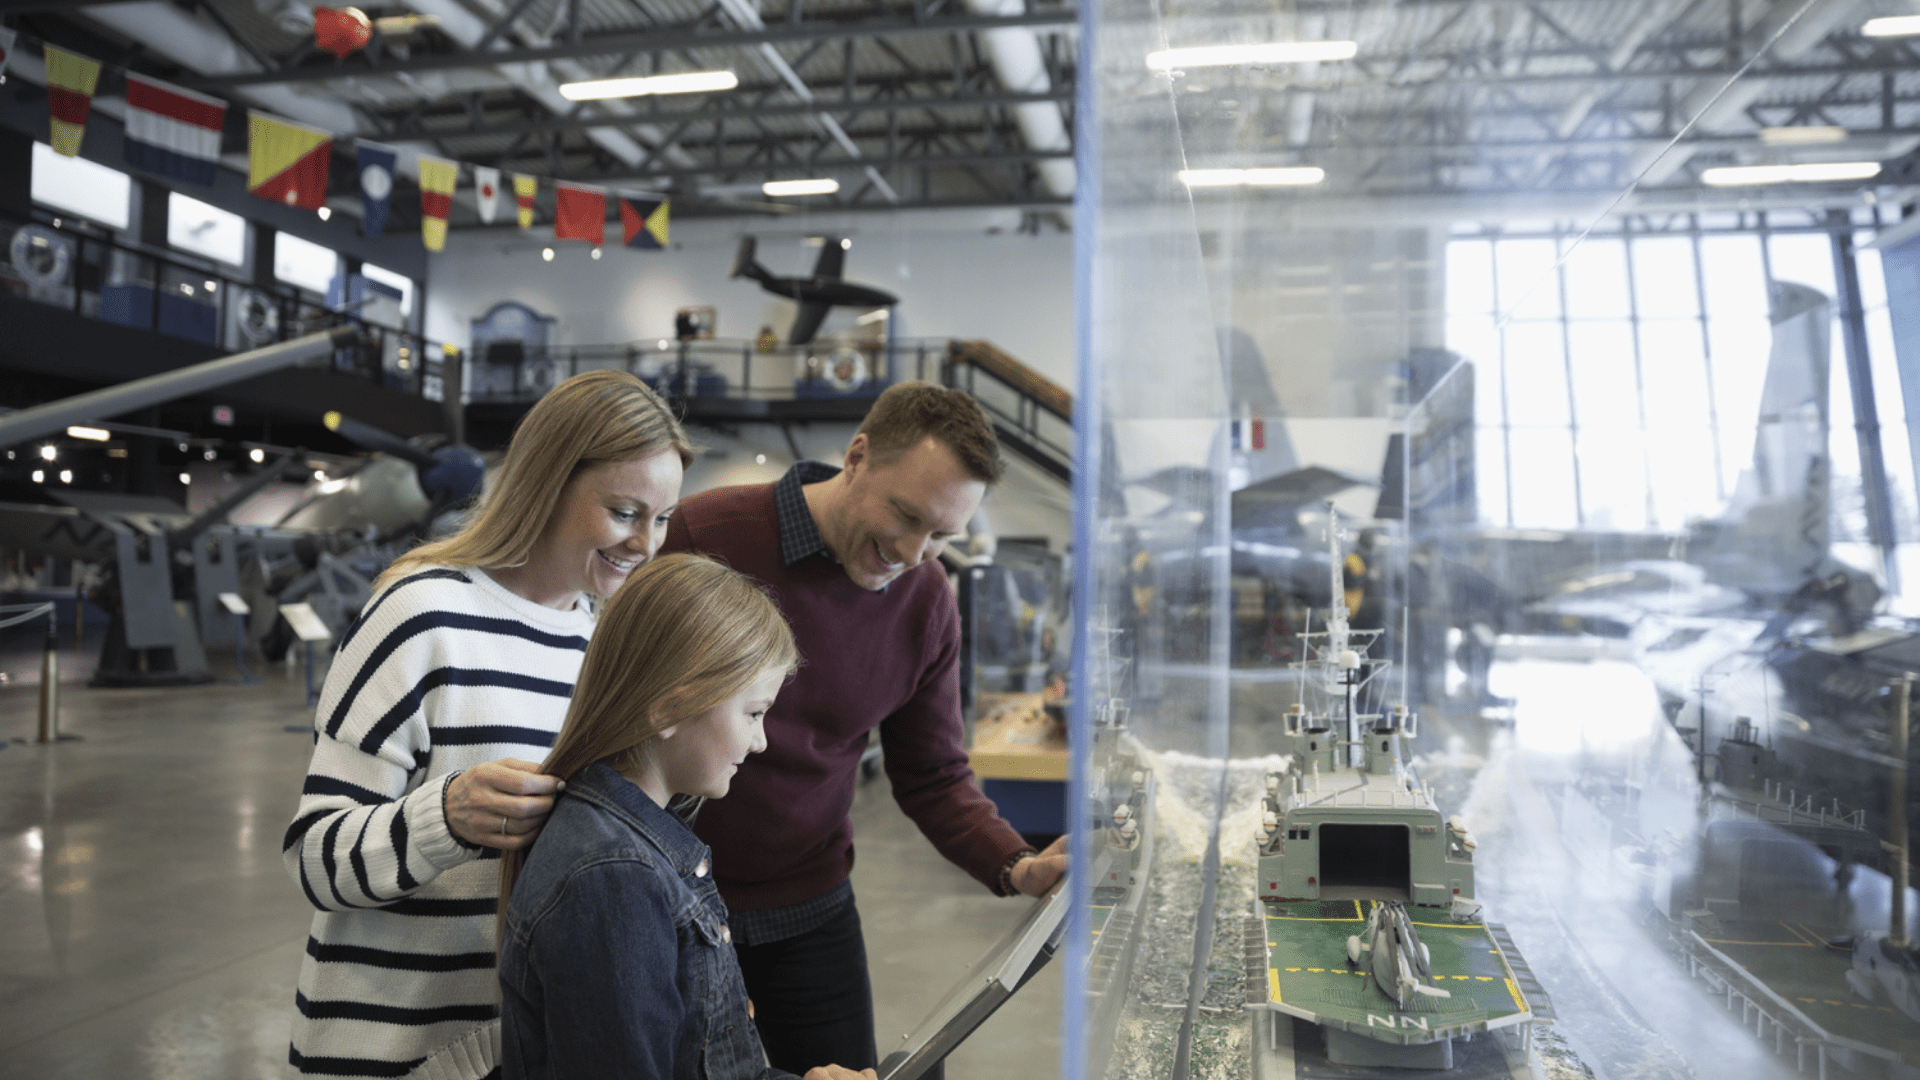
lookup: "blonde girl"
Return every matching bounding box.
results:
[496,554,871,1080]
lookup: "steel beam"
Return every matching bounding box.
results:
[184,11,1078,88]
[574,146,1071,184]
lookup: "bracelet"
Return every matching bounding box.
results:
[998,848,1038,897]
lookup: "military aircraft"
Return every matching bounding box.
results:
[729,236,899,346]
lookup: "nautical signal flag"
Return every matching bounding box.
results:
[44,47,102,157]
[248,112,332,209]
[123,75,226,186]
[512,174,536,228]
[357,141,395,236]
[418,155,457,252]
[474,166,501,224]
[553,182,604,244]
[620,195,669,250]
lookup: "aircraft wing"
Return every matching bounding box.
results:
[788,301,834,346]
[812,240,846,281]
[1231,465,1374,530]
[0,500,134,563]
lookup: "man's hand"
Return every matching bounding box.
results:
[803,1068,878,1080]
[1010,834,1068,897]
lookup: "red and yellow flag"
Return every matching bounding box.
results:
[44,47,101,157]
[512,174,537,229]
[418,156,458,252]
[248,112,332,208]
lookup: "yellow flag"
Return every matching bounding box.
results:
[44,47,101,157]
[417,156,458,252]
[248,112,332,208]
[513,174,537,229]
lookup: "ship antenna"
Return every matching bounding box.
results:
[1400,606,1410,711]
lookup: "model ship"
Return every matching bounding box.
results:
[1248,508,1539,1071]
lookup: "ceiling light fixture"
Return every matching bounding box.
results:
[1701,162,1882,185]
[1863,15,1920,36]
[67,425,109,441]
[250,448,266,463]
[1758,126,1848,146]
[763,178,840,196]
[559,70,739,100]
[1179,167,1326,187]
[1147,41,1357,70]
[317,206,332,221]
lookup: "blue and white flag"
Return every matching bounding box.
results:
[357,141,396,236]
[123,74,225,185]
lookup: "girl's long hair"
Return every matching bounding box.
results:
[377,370,694,590]
[497,554,798,943]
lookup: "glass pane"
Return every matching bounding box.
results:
[1638,319,1711,437]
[30,141,131,230]
[1446,239,1494,317]
[1562,237,1630,320]
[1769,233,1837,298]
[1698,234,1769,323]
[1495,238,1561,321]
[274,231,338,296]
[1631,236,1699,319]
[1506,425,1579,528]
[167,192,246,267]
[1567,321,1640,430]
[1502,321,1570,428]
[1574,427,1648,530]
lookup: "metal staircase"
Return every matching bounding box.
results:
[940,340,1072,485]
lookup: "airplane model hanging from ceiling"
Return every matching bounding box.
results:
[729,236,899,346]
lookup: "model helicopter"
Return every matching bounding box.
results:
[729,236,899,346]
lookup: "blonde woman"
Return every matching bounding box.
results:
[496,554,872,1080]
[284,370,694,1080]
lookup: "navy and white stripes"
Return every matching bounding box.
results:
[285,567,592,1079]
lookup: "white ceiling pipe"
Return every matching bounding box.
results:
[1629,0,1866,185]
[1286,14,1327,148]
[1551,0,1695,140]
[965,0,1074,198]
[711,0,899,202]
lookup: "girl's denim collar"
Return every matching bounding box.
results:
[564,760,709,876]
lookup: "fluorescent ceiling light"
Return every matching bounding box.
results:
[1701,162,1882,185]
[1147,41,1357,69]
[1759,126,1848,146]
[1863,15,1920,36]
[1179,167,1326,187]
[559,70,738,100]
[66,425,110,441]
[763,178,840,196]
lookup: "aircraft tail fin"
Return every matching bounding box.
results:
[812,239,847,281]
[730,237,770,283]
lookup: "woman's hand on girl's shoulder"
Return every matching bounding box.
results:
[445,758,566,850]
[803,1068,877,1080]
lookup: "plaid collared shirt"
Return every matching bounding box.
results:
[729,460,857,945]
[773,460,841,566]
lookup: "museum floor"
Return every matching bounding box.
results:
[0,635,1061,1080]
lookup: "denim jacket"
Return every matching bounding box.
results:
[499,761,796,1080]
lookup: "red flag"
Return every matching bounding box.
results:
[553,182,605,243]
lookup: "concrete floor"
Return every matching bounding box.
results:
[0,639,1061,1080]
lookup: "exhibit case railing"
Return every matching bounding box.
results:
[1064,1,1920,1079]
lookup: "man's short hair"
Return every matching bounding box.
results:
[858,381,1005,485]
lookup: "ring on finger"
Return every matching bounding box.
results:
[500,813,510,835]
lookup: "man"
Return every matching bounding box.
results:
[662,381,1068,1074]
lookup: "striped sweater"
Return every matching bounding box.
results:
[284,567,594,1079]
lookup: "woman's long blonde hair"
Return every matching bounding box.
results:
[377,370,694,589]
[497,554,798,938]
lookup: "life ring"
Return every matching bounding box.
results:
[823,346,867,392]
[236,288,281,345]
[9,224,71,291]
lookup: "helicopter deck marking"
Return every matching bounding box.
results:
[1089,905,1113,937]
[1698,918,1920,1060]
[1261,900,1529,1041]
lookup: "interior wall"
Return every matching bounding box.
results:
[423,208,1077,387]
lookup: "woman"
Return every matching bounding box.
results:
[284,369,694,1080]
[497,554,872,1080]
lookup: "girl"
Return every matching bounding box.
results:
[496,554,872,1080]
[285,370,694,1079]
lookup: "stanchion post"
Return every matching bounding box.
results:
[37,605,59,743]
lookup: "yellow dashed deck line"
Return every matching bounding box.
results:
[1780,922,1820,947]
[1505,977,1526,1011]
[1704,938,1812,947]
[1270,968,1281,1004]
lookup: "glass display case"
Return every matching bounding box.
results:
[1066,1,1920,1079]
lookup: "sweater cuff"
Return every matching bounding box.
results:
[410,771,480,872]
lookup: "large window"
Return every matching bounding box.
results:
[273,231,338,296]
[1446,220,1910,542]
[30,141,131,230]
[360,262,414,319]
[167,192,246,267]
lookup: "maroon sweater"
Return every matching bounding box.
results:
[662,481,1029,910]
